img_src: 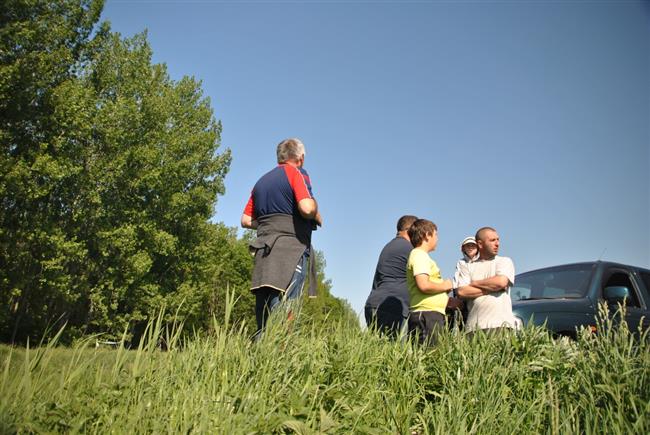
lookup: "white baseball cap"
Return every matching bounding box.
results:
[461,236,477,247]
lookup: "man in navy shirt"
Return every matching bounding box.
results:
[241,138,322,337]
[364,215,418,338]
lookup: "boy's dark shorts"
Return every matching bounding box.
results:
[407,311,445,346]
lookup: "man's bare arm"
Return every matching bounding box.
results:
[298,198,323,227]
[240,214,258,229]
[297,198,318,220]
[457,285,487,299]
[470,275,510,292]
[414,275,453,294]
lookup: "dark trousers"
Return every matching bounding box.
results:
[408,311,446,346]
[253,250,308,338]
[365,304,405,339]
[254,287,282,334]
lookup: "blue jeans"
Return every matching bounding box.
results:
[254,250,309,337]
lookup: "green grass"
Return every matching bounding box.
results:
[1,307,648,434]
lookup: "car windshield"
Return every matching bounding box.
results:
[511,264,595,302]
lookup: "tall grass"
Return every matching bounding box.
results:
[1,302,648,434]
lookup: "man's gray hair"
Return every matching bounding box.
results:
[277,138,305,163]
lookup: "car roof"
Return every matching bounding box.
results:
[518,260,650,275]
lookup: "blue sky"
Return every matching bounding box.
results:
[102,0,649,318]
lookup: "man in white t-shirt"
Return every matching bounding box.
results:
[456,227,516,332]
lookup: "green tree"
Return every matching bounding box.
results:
[77,31,231,342]
[0,0,232,343]
[200,224,255,332]
[300,250,359,331]
[1,0,107,343]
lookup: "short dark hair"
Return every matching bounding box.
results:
[475,226,497,242]
[408,219,438,248]
[396,215,418,233]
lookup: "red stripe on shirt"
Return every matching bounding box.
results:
[243,193,254,218]
[283,165,312,203]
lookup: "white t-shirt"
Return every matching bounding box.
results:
[457,256,516,331]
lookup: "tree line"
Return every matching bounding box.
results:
[0,0,357,345]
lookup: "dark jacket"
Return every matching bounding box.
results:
[249,213,316,297]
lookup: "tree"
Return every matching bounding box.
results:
[0,0,232,343]
[1,0,107,342]
[300,250,359,331]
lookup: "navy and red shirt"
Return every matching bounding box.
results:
[243,164,314,220]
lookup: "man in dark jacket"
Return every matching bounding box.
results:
[364,215,418,338]
[241,138,323,338]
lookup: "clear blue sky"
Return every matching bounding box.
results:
[102,0,650,318]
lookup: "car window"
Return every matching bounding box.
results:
[512,264,593,301]
[511,283,531,300]
[639,272,650,298]
[602,270,641,308]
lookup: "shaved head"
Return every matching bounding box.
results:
[475,226,497,242]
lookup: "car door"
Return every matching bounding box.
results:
[600,266,648,331]
[633,269,650,330]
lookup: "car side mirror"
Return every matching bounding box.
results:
[603,286,629,304]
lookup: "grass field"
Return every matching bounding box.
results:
[1,307,648,434]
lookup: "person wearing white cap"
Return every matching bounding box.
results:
[448,237,478,327]
[453,237,479,288]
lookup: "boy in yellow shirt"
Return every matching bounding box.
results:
[406,219,453,346]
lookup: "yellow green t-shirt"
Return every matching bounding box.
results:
[407,248,448,314]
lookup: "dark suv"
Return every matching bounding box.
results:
[511,261,650,337]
